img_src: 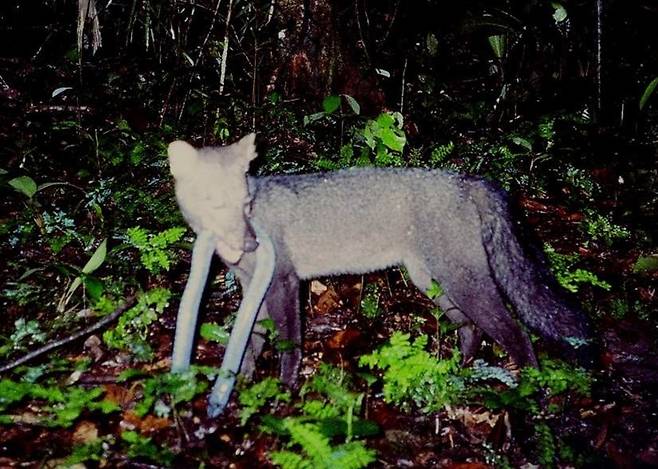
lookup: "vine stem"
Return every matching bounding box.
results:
[0,295,137,373]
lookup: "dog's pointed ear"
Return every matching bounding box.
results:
[235,133,258,167]
[168,140,199,179]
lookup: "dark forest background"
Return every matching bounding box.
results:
[0,1,657,467]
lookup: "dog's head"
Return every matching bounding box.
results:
[168,134,258,264]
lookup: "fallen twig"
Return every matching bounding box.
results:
[26,104,92,114]
[0,295,137,373]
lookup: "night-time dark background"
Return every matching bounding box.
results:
[1,1,657,467]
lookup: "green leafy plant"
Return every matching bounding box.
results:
[299,364,372,440]
[59,238,108,310]
[563,165,597,199]
[0,379,119,427]
[270,419,376,469]
[304,94,361,126]
[430,141,455,166]
[468,359,518,388]
[359,283,381,319]
[357,112,407,167]
[0,318,47,357]
[199,321,231,345]
[488,34,507,59]
[633,254,658,274]
[426,280,444,300]
[470,359,591,465]
[310,100,407,169]
[125,226,186,274]
[639,76,658,111]
[585,212,630,246]
[132,368,208,417]
[65,437,112,465]
[544,244,611,293]
[121,431,174,466]
[8,175,38,198]
[238,377,290,425]
[241,366,378,469]
[359,332,464,413]
[102,288,171,361]
[2,276,42,307]
[473,358,591,414]
[534,420,557,467]
[42,210,90,253]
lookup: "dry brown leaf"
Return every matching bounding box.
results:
[310,280,327,295]
[144,358,172,372]
[121,410,170,434]
[315,286,340,315]
[72,420,99,444]
[444,463,491,469]
[327,329,361,350]
[445,405,499,428]
[84,334,104,362]
[138,414,171,433]
[103,384,136,408]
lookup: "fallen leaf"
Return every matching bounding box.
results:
[315,286,341,315]
[83,335,104,362]
[121,410,170,434]
[103,384,136,408]
[139,414,171,433]
[72,420,99,444]
[310,280,327,295]
[327,329,361,350]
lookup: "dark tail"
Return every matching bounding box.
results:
[468,179,592,362]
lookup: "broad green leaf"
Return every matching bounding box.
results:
[379,128,406,152]
[512,136,533,151]
[18,267,43,282]
[200,322,230,345]
[343,94,361,115]
[362,125,376,150]
[551,3,568,23]
[82,276,104,301]
[9,176,37,198]
[322,95,341,114]
[51,87,73,98]
[65,277,83,303]
[633,255,658,273]
[82,239,107,274]
[62,239,107,308]
[303,112,326,126]
[488,35,506,59]
[426,280,444,300]
[639,77,658,110]
[375,113,395,128]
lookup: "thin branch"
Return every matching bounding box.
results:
[195,0,223,66]
[400,57,407,113]
[219,0,234,95]
[594,0,604,123]
[0,295,137,374]
[379,0,400,45]
[354,0,371,66]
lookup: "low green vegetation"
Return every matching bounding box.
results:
[360,332,463,414]
[0,86,649,466]
[239,365,378,469]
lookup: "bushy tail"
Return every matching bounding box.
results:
[468,180,591,353]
